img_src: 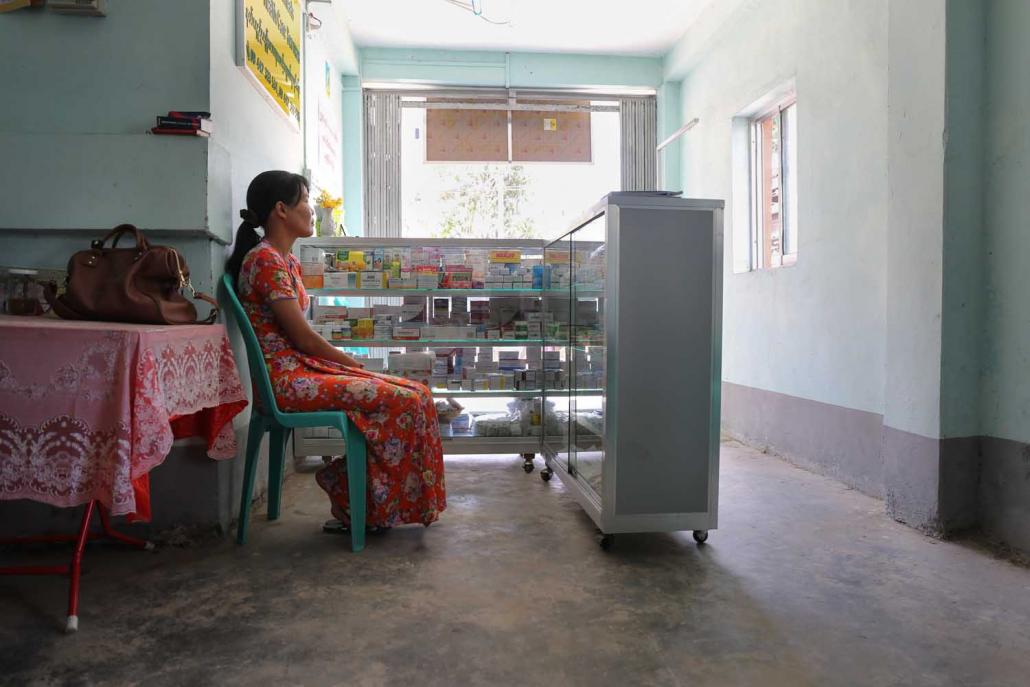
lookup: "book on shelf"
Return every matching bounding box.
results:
[167,110,212,119]
[150,126,210,137]
[155,116,214,133]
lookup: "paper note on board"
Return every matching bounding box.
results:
[544,118,558,131]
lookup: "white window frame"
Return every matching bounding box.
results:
[747,96,797,271]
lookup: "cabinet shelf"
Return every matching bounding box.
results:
[432,388,603,398]
[329,338,544,348]
[308,287,603,298]
[440,434,541,455]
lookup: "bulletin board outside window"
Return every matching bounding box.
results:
[235,0,302,126]
[425,100,592,163]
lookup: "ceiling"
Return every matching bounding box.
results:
[335,0,716,57]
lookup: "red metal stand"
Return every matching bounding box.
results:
[0,500,154,632]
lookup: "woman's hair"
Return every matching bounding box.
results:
[225,170,308,285]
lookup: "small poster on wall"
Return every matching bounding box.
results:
[316,99,341,195]
[235,0,302,126]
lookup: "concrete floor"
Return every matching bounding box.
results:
[2,441,1030,687]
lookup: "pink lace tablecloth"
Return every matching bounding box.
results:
[0,315,247,518]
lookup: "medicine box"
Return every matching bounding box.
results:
[387,352,434,372]
[392,326,421,340]
[323,272,357,289]
[314,304,349,322]
[355,357,385,372]
[359,271,386,289]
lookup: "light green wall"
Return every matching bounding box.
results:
[673,0,889,418]
[982,0,1030,443]
[657,81,683,191]
[342,75,364,236]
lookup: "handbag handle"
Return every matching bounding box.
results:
[94,224,150,251]
[164,250,220,325]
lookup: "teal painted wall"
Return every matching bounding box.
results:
[982,0,1030,444]
[0,0,211,234]
[940,0,986,439]
[0,0,210,135]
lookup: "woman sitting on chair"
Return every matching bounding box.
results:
[225,170,446,531]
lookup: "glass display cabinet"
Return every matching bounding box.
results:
[542,192,724,549]
[291,237,553,470]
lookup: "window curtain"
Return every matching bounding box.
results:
[619,96,657,191]
[363,90,402,238]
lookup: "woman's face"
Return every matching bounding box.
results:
[282,186,314,239]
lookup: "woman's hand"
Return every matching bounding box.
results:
[270,298,365,368]
[338,352,364,368]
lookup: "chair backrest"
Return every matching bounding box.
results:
[220,273,282,418]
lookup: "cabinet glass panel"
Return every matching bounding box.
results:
[293,238,551,449]
[570,212,606,499]
[543,238,573,473]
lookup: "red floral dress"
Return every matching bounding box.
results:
[238,240,445,528]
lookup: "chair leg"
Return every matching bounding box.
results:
[237,418,266,545]
[267,427,289,521]
[343,420,367,553]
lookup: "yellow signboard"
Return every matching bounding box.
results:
[241,0,301,124]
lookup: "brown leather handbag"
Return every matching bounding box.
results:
[52,224,218,325]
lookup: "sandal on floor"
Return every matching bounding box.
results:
[323,503,352,533]
[322,504,390,534]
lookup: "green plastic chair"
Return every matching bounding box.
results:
[220,274,367,552]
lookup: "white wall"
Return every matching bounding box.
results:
[668,0,889,416]
[304,32,344,201]
[207,0,305,249]
[883,0,946,440]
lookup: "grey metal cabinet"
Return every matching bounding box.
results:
[541,192,724,548]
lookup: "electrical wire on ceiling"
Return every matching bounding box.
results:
[442,0,511,26]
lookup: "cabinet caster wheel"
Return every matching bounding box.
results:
[522,454,535,473]
[599,534,614,551]
[540,468,553,482]
[693,530,709,545]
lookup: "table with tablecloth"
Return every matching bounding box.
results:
[0,315,247,519]
[0,314,248,631]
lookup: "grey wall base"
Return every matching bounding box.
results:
[881,428,980,536]
[722,382,885,498]
[723,382,1030,555]
[978,437,1030,554]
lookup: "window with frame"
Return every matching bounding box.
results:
[747,98,797,270]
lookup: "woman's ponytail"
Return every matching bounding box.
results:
[225,170,308,286]
[225,210,264,286]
